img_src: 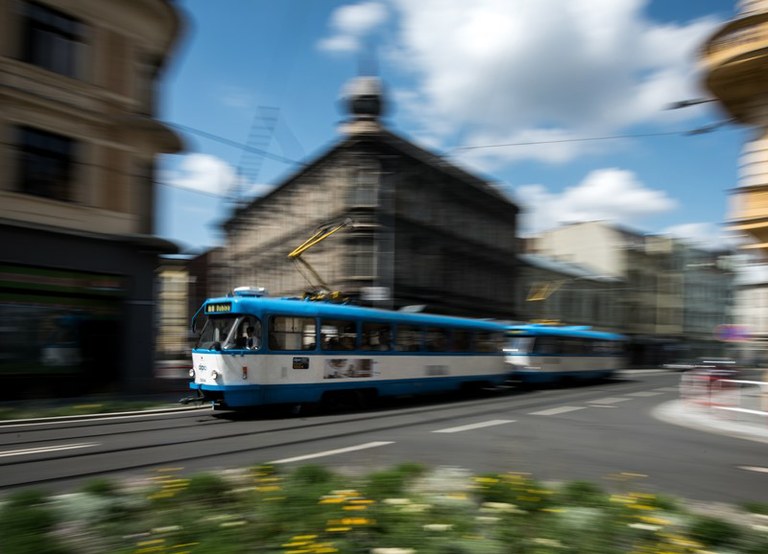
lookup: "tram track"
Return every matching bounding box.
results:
[0,374,677,491]
[0,375,648,451]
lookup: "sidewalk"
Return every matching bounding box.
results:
[654,396,768,445]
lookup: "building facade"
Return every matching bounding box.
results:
[700,0,768,256]
[0,0,183,397]
[531,221,734,366]
[222,77,520,320]
[516,253,624,332]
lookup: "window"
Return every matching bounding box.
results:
[425,327,449,352]
[346,236,374,277]
[269,316,315,351]
[348,168,378,207]
[320,319,357,351]
[21,1,84,78]
[451,329,472,352]
[395,325,421,352]
[361,322,392,351]
[16,126,76,201]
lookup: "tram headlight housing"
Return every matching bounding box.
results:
[211,370,219,380]
[189,368,195,378]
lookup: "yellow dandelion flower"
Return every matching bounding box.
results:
[342,505,368,511]
[319,497,345,504]
[137,539,165,546]
[326,527,352,533]
[256,485,282,492]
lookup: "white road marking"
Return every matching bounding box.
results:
[626,391,664,397]
[720,407,768,416]
[432,419,515,434]
[529,406,585,416]
[739,466,768,474]
[0,442,98,458]
[588,397,630,404]
[0,407,209,429]
[268,441,394,464]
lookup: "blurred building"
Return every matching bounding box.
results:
[530,221,734,366]
[221,77,520,319]
[516,253,623,332]
[155,257,190,361]
[186,246,228,318]
[733,263,768,364]
[0,0,183,397]
[700,0,768,256]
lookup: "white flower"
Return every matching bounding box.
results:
[423,523,453,531]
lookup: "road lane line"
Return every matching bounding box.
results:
[626,391,664,397]
[432,419,515,433]
[0,442,99,458]
[529,406,585,416]
[268,441,394,464]
[739,466,768,474]
[588,397,630,404]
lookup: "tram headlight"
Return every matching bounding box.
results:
[189,368,195,378]
[211,370,219,380]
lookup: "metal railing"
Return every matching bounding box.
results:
[680,370,768,423]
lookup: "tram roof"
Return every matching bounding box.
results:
[202,295,506,330]
[506,324,625,341]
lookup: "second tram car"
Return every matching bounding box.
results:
[504,323,625,384]
[188,287,510,409]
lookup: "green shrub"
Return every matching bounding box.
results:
[291,464,335,485]
[557,480,607,507]
[80,478,118,497]
[363,463,426,499]
[180,473,230,504]
[0,489,68,554]
[742,501,768,515]
[688,515,742,547]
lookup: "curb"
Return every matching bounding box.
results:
[652,399,768,445]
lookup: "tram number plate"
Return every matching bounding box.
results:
[293,357,309,370]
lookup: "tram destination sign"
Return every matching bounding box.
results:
[205,302,232,314]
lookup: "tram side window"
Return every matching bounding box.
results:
[270,316,315,351]
[361,322,392,351]
[533,337,555,355]
[451,329,472,352]
[425,327,449,352]
[475,331,503,353]
[321,319,357,351]
[395,325,421,351]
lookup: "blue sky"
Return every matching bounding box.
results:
[157,0,746,255]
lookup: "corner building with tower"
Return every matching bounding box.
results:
[221,77,521,320]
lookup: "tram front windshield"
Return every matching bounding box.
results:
[195,315,261,350]
[504,336,533,354]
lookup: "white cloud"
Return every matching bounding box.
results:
[318,2,388,53]
[661,222,741,251]
[513,167,677,235]
[166,154,236,196]
[165,153,273,199]
[385,0,722,163]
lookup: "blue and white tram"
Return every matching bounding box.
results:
[504,324,625,384]
[188,287,510,409]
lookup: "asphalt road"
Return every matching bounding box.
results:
[0,370,765,504]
